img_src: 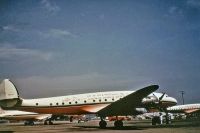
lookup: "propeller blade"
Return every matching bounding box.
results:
[159,93,166,101]
[152,93,159,100]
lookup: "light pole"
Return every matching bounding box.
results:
[180,91,185,105]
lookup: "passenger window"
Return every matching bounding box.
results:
[36,103,38,106]
[56,103,59,106]
[50,103,52,106]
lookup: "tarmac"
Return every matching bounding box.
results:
[0,119,200,133]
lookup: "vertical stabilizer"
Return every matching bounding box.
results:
[0,79,19,100]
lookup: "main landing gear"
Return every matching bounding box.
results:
[44,119,53,125]
[152,111,171,125]
[114,120,123,128]
[99,117,107,129]
[24,120,34,126]
[99,116,124,129]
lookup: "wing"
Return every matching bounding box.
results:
[97,85,159,117]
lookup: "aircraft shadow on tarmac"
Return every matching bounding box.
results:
[75,125,151,130]
[0,131,14,133]
[76,121,200,130]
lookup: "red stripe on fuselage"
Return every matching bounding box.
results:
[15,104,109,115]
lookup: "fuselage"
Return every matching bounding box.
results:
[14,91,177,115]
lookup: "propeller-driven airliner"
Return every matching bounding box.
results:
[0,79,177,128]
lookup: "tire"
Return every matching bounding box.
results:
[99,120,107,129]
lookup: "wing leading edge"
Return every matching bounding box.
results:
[97,85,159,116]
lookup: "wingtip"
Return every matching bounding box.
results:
[153,84,159,88]
[151,85,159,90]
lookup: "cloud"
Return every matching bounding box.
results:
[19,73,131,90]
[41,0,60,14]
[0,44,53,61]
[40,29,77,39]
[168,6,178,14]
[1,25,21,32]
[167,6,183,16]
[14,73,139,98]
[187,0,200,8]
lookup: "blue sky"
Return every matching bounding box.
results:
[0,0,200,104]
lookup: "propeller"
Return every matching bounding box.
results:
[159,93,166,101]
[150,92,166,113]
[153,92,166,104]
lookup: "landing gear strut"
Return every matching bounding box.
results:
[165,111,170,124]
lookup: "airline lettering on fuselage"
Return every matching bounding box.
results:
[61,92,127,105]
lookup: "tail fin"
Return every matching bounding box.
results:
[0,79,21,108]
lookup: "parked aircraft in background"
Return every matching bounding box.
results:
[0,79,177,128]
[148,103,200,125]
[167,103,200,114]
[0,108,51,125]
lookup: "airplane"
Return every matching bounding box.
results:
[167,103,200,114]
[0,107,51,125]
[0,79,177,128]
